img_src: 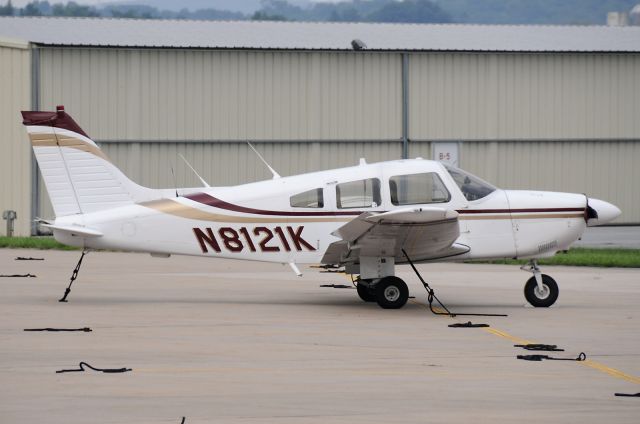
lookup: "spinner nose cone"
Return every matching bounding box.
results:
[587,198,621,227]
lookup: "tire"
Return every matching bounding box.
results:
[356,283,376,302]
[524,274,558,307]
[374,276,409,309]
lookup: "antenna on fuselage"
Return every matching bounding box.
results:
[178,153,210,187]
[247,141,281,179]
[170,166,178,197]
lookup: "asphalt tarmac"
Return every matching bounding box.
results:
[1,249,639,424]
[574,226,640,249]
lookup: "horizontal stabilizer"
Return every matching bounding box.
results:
[41,224,103,238]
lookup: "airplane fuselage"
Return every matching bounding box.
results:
[52,159,600,264]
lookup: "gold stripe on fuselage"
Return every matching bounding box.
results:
[139,199,353,224]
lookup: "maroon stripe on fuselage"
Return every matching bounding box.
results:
[184,193,362,217]
[457,208,584,214]
[184,193,585,218]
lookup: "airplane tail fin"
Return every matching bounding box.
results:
[22,106,158,218]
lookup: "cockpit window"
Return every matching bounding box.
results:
[290,188,324,208]
[444,164,496,201]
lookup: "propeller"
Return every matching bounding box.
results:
[584,196,621,227]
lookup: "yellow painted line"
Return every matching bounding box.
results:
[480,328,640,384]
[481,327,533,346]
[580,360,640,385]
[413,298,640,385]
[346,278,640,385]
[481,328,640,384]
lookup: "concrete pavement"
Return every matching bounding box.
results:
[0,249,639,423]
[574,226,640,249]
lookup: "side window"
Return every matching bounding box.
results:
[290,188,324,208]
[336,178,381,209]
[389,173,450,206]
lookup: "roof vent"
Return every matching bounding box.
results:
[56,105,65,113]
[359,158,367,165]
[607,12,629,26]
[631,4,640,25]
[351,39,367,51]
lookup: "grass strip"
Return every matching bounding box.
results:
[470,248,640,268]
[0,236,79,251]
[1,238,639,268]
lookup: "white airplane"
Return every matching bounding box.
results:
[22,106,621,309]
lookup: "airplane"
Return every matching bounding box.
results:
[21,106,621,309]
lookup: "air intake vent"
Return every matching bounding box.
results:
[538,240,558,254]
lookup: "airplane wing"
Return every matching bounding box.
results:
[321,207,467,266]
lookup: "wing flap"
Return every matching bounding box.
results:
[364,206,458,223]
[322,207,461,265]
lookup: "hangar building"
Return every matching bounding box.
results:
[1,17,639,236]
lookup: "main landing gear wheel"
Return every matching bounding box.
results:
[524,274,558,308]
[374,276,409,309]
[356,283,376,302]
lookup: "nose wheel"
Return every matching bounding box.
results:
[521,261,559,307]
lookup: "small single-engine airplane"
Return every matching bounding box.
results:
[22,106,621,309]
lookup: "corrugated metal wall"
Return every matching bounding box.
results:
[409,52,640,140]
[39,48,401,141]
[0,42,31,236]
[34,47,640,224]
[102,141,402,187]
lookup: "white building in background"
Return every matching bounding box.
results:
[1,17,639,235]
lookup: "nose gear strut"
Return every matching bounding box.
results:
[521,260,559,307]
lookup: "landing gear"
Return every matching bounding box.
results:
[374,276,409,309]
[356,282,376,302]
[521,260,558,307]
[354,276,409,309]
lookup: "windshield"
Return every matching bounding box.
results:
[443,164,496,201]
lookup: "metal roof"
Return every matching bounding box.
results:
[1,16,640,52]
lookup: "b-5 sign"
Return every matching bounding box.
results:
[432,142,459,167]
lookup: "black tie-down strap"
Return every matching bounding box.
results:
[517,352,586,362]
[24,327,92,332]
[448,321,489,328]
[56,362,131,374]
[0,273,37,278]
[319,284,354,289]
[615,393,640,397]
[401,249,507,318]
[59,250,88,303]
[15,257,44,261]
[514,344,564,352]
